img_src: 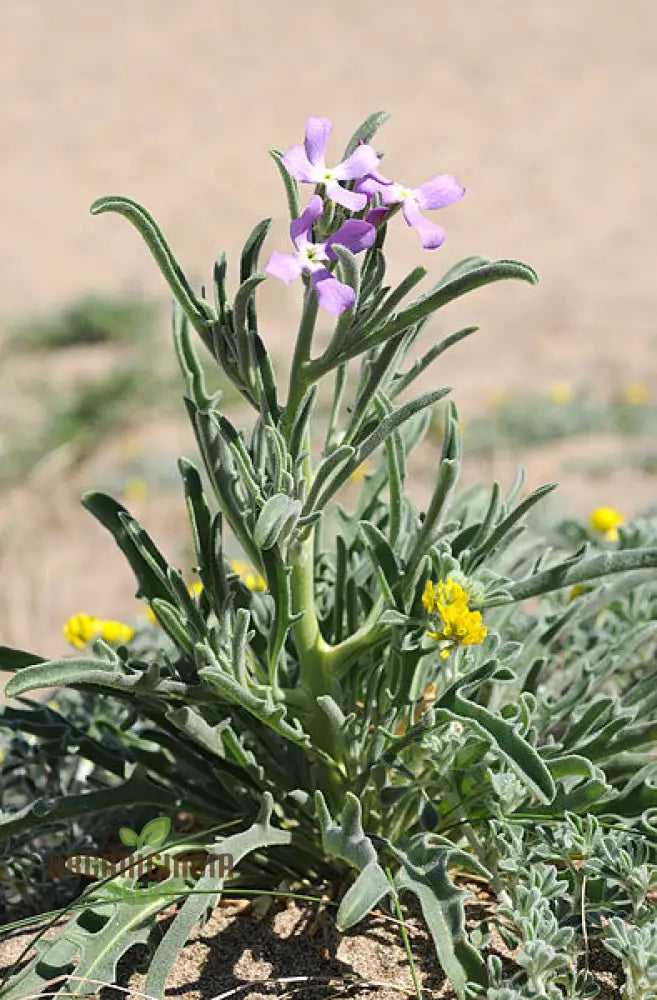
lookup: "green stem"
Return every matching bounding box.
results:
[279,287,337,721]
[281,284,319,438]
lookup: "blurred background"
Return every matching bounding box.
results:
[1,0,656,654]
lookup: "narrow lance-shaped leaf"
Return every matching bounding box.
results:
[484,546,657,606]
[343,110,391,157]
[90,195,213,333]
[313,388,451,510]
[360,258,538,356]
[269,149,300,220]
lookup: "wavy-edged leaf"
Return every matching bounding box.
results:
[145,793,291,999]
[393,842,487,997]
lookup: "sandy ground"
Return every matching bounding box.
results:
[0,898,624,999]
[0,0,656,647]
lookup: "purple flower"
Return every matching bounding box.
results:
[265,195,375,315]
[282,116,380,212]
[356,170,465,249]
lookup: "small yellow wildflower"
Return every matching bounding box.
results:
[63,613,101,648]
[99,620,135,644]
[230,559,266,592]
[548,381,574,405]
[349,463,368,484]
[422,576,487,658]
[123,477,148,502]
[589,506,624,542]
[621,382,649,406]
[63,613,134,648]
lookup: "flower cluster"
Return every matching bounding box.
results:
[422,576,487,658]
[229,559,266,592]
[63,613,134,649]
[265,115,464,313]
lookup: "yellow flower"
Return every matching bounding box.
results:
[422,576,488,657]
[622,382,649,406]
[63,613,101,648]
[99,620,135,644]
[589,506,624,542]
[230,559,266,592]
[123,477,148,501]
[349,463,368,484]
[63,613,134,647]
[548,381,574,405]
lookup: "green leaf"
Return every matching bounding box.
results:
[117,827,138,847]
[240,218,272,284]
[0,646,44,672]
[0,888,173,999]
[0,769,187,842]
[343,110,391,157]
[338,862,392,930]
[450,695,554,803]
[145,793,291,999]
[90,195,212,333]
[315,792,391,929]
[393,844,487,997]
[253,493,302,549]
[485,546,657,606]
[140,815,171,849]
[269,149,300,220]
[374,258,538,345]
[81,491,171,602]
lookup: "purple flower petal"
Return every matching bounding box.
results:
[333,143,380,181]
[365,206,390,226]
[325,180,367,212]
[326,220,376,259]
[290,195,325,249]
[304,116,332,166]
[281,145,316,183]
[265,250,304,283]
[414,174,465,211]
[402,199,446,250]
[311,269,356,315]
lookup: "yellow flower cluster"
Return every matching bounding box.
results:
[422,577,487,659]
[63,613,134,649]
[589,506,624,542]
[229,560,266,592]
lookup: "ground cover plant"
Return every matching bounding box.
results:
[1,112,657,999]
